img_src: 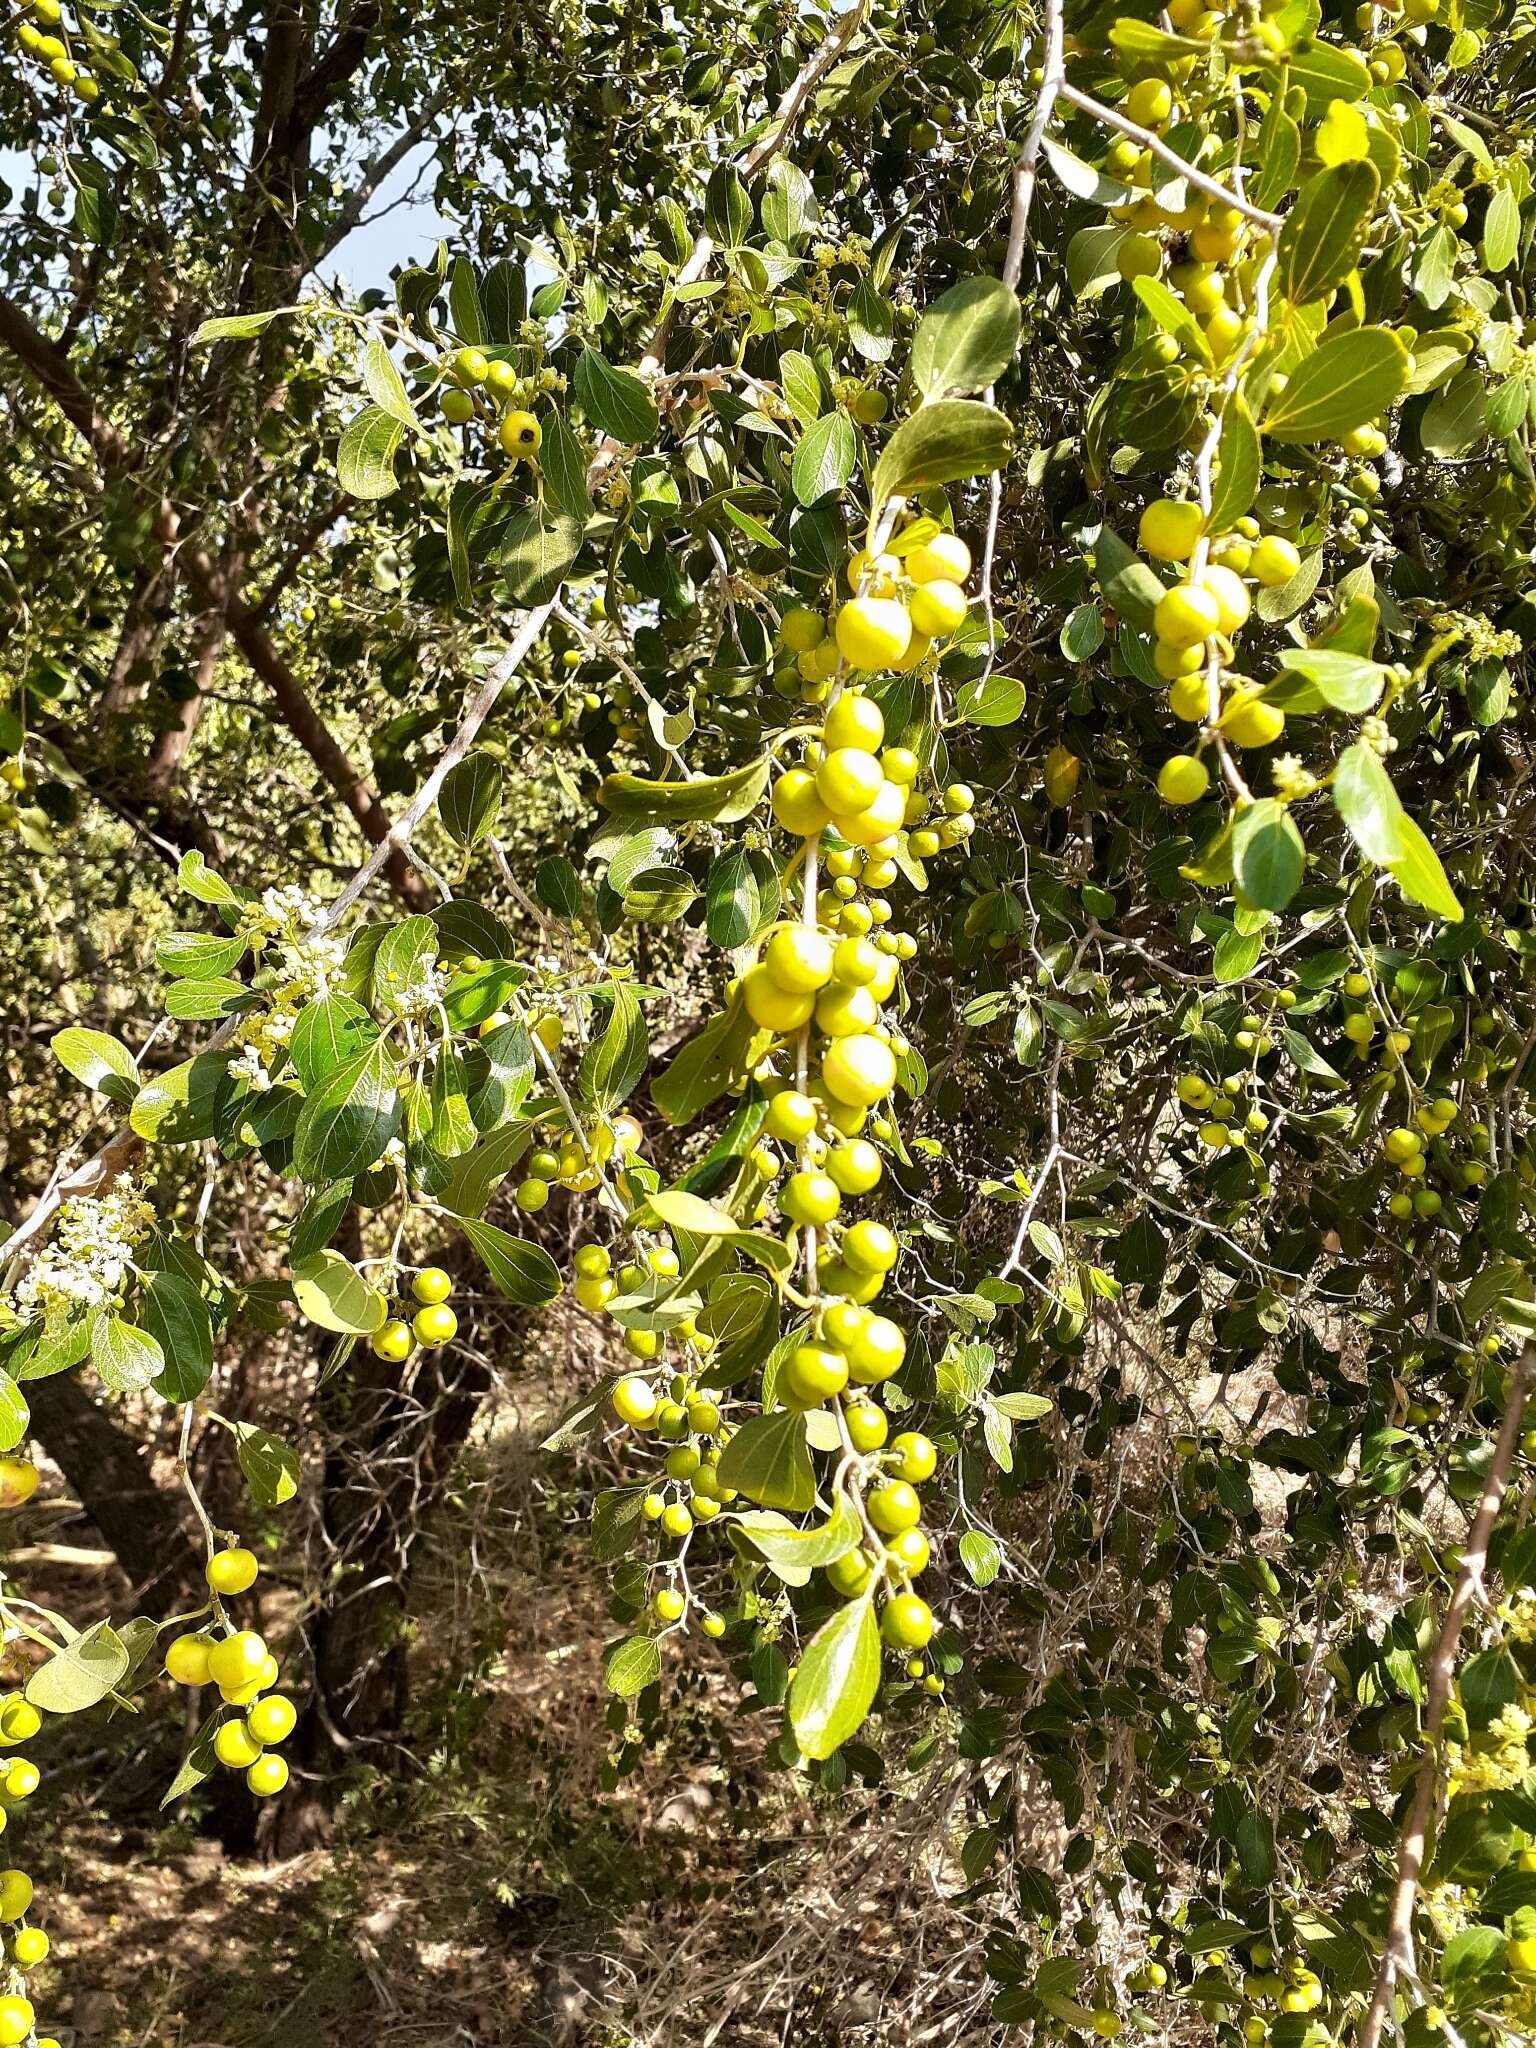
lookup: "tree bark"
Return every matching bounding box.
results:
[25,1374,199,1601]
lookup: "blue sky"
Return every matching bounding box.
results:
[1,139,450,298]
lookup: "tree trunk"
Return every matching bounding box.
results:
[25,1374,199,1601]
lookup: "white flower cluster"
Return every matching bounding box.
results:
[232,884,349,1080]
[13,1177,155,1322]
[386,964,450,1020]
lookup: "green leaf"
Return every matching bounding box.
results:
[621,866,697,922]
[871,399,1012,512]
[1387,814,1463,924]
[1093,526,1165,633]
[1269,649,1389,715]
[574,348,658,443]
[540,410,593,520]
[778,350,823,428]
[233,1422,300,1506]
[143,1271,215,1403]
[1276,162,1379,304]
[160,1714,220,1807]
[579,982,647,1110]
[642,1189,792,1276]
[733,1491,862,1575]
[50,1027,137,1104]
[651,1004,754,1124]
[25,1620,129,1714]
[1270,39,1372,112]
[291,1249,387,1335]
[449,254,485,342]
[501,505,584,605]
[287,994,378,1093]
[164,976,250,1022]
[364,338,419,429]
[130,1053,238,1144]
[155,931,246,979]
[959,1529,1001,1587]
[191,305,300,345]
[292,1040,401,1183]
[430,1047,476,1157]
[456,1216,563,1305]
[435,1121,534,1219]
[1484,184,1521,272]
[0,1377,29,1455]
[604,1634,661,1698]
[1333,741,1405,864]
[337,405,405,500]
[910,276,1021,399]
[1207,401,1261,530]
[716,1409,815,1511]
[597,757,768,824]
[788,1595,881,1760]
[1232,800,1305,912]
[93,1315,164,1393]
[177,849,237,904]
[374,915,440,1015]
[706,846,772,949]
[438,752,504,847]
[791,409,857,507]
[1261,328,1410,443]
[954,673,1027,726]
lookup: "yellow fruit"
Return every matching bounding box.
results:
[784,1343,849,1406]
[1139,498,1203,562]
[845,548,902,594]
[817,747,884,814]
[165,1632,214,1686]
[839,779,908,847]
[816,983,879,1037]
[206,1547,259,1596]
[612,1375,658,1426]
[822,1035,898,1108]
[1154,583,1221,648]
[764,926,835,993]
[206,1631,268,1693]
[1168,673,1208,721]
[824,692,885,752]
[835,597,912,671]
[498,409,542,458]
[1222,693,1285,747]
[1201,564,1251,634]
[905,533,971,584]
[772,768,832,837]
[743,966,815,1034]
[1158,754,1211,805]
[1248,534,1301,587]
[780,607,826,652]
[0,1997,33,2047]
[215,1719,265,1770]
[0,1873,32,1923]
[907,579,967,637]
[0,1463,37,1510]
[798,638,841,683]
[782,1171,841,1226]
[764,1090,818,1141]
[1116,234,1162,280]
[827,1140,883,1195]
[1125,77,1173,127]
[247,1752,291,1797]
[247,1693,298,1744]
[1043,745,1081,806]
[1154,638,1204,679]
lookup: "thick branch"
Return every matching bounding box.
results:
[1358,1343,1533,2048]
[169,518,431,911]
[0,291,128,468]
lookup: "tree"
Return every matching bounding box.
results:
[5,0,1536,2040]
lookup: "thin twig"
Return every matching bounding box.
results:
[1358,1342,1534,2048]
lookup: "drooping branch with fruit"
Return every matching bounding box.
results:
[5,0,1536,2039]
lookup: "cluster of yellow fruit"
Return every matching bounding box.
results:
[369,1264,459,1361]
[163,1548,296,1798]
[1175,1067,1271,1150]
[1380,1101,1461,1222]
[0,1469,55,2048]
[13,0,102,105]
[1137,498,1302,805]
[777,525,974,701]
[514,1110,644,1216]
[439,348,545,462]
